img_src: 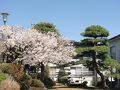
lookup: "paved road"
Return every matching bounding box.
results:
[49,83,92,90]
[50,87,85,90]
[50,84,85,90]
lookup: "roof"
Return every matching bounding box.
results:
[70,40,81,48]
[109,34,120,41]
[70,64,84,67]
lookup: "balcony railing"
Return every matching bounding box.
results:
[70,71,94,77]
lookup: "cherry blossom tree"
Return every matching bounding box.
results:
[0,25,75,81]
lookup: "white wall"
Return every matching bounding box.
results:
[109,37,120,62]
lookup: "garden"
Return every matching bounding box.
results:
[0,24,120,90]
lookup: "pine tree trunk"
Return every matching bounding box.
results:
[92,51,107,88]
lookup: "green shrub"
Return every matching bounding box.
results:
[20,74,32,86]
[58,69,68,85]
[58,69,66,82]
[44,77,56,88]
[58,69,66,78]
[59,76,68,85]
[0,74,6,83]
[0,63,9,73]
[31,79,45,88]
[30,73,38,79]
[19,74,32,90]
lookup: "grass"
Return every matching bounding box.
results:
[0,73,6,83]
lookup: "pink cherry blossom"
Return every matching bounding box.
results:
[0,25,75,65]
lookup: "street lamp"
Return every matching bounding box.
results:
[1,13,9,25]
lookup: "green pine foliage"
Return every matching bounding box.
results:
[104,54,120,78]
[77,25,109,58]
[104,54,120,68]
[81,25,109,38]
[33,22,59,34]
[76,46,109,54]
[80,38,108,45]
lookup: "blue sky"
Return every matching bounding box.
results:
[0,0,120,41]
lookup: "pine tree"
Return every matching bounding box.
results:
[76,25,109,87]
[33,22,59,35]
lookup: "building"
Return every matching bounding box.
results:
[49,62,94,86]
[68,64,94,86]
[49,63,60,81]
[109,34,120,88]
[109,34,120,62]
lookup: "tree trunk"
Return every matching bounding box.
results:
[2,53,5,62]
[40,62,45,82]
[92,51,107,88]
